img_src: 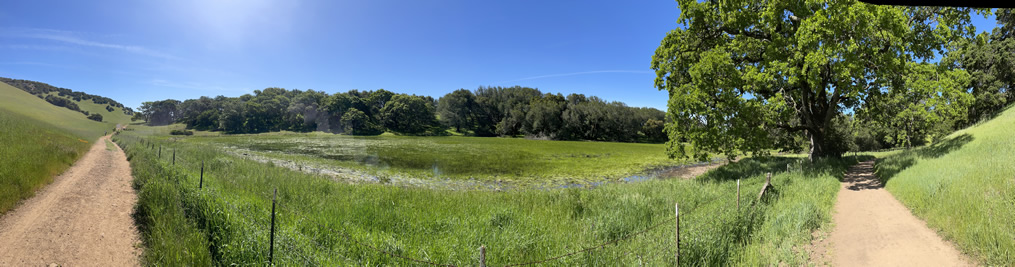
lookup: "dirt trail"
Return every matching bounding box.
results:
[0,135,141,266]
[809,160,971,266]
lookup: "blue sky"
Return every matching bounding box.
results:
[0,1,998,111]
[0,0,681,110]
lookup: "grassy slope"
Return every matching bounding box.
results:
[40,91,133,126]
[0,81,127,215]
[0,82,116,141]
[115,125,859,266]
[0,110,90,214]
[877,106,1015,265]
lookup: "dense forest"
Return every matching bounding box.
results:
[1,77,134,118]
[134,86,669,143]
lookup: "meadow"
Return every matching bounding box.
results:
[115,125,866,266]
[183,132,717,186]
[876,106,1015,265]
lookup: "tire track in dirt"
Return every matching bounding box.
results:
[809,160,971,266]
[0,135,140,266]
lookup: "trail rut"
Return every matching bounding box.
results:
[0,135,140,266]
[809,160,971,266]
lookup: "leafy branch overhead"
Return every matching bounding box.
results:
[652,0,976,161]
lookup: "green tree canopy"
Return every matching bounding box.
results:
[652,0,973,161]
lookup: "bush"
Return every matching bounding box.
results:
[170,129,194,136]
[87,113,103,122]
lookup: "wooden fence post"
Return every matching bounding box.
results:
[173,150,176,165]
[158,146,161,158]
[269,188,277,265]
[674,203,680,266]
[479,245,486,267]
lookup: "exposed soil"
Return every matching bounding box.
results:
[808,160,971,266]
[657,160,729,179]
[0,135,141,266]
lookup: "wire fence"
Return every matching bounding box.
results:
[114,134,772,266]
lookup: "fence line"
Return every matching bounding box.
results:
[111,135,706,265]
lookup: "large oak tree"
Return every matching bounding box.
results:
[652,0,972,161]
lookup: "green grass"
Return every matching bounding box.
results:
[183,131,707,184]
[0,109,90,214]
[876,106,1015,266]
[0,81,117,141]
[115,127,864,266]
[0,81,125,215]
[38,91,133,126]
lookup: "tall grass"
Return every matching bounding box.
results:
[116,129,863,266]
[0,109,90,214]
[877,106,1015,265]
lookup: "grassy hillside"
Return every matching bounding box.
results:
[877,106,1015,265]
[39,91,133,125]
[0,80,126,215]
[0,81,116,141]
[0,109,91,214]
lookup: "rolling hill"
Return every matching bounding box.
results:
[876,105,1015,265]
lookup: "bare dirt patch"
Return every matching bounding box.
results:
[0,135,141,266]
[657,160,731,179]
[808,160,971,266]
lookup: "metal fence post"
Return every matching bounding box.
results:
[674,203,680,266]
[199,161,204,189]
[737,179,741,210]
[270,188,277,265]
[480,245,487,267]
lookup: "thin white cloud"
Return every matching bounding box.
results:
[3,28,181,60]
[497,70,653,83]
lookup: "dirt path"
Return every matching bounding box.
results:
[809,160,971,266]
[0,135,141,266]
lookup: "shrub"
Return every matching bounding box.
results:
[87,113,103,122]
[170,129,194,136]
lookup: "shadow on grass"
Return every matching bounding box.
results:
[875,133,973,184]
[697,155,874,184]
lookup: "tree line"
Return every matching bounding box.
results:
[134,86,667,143]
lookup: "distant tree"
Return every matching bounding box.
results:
[380,94,441,135]
[523,93,566,138]
[436,89,477,133]
[105,105,114,112]
[861,63,972,147]
[641,118,667,143]
[286,89,329,132]
[340,108,383,135]
[136,99,181,126]
[957,9,1015,125]
[218,99,247,133]
[87,113,103,122]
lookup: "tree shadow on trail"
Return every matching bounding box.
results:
[875,133,973,184]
